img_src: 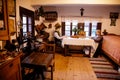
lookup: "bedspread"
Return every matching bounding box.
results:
[102,35,120,66]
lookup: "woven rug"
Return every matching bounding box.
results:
[89,58,120,80]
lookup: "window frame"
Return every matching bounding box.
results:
[20,7,34,41]
[62,21,101,37]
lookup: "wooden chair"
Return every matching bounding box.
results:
[44,43,55,80]
[54,37,63,53]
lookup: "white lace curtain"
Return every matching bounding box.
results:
[61,16,102,23]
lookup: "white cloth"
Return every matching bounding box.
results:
[62,37,97,49]
[62,37,98,57]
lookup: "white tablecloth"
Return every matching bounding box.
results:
[62,37,98,57]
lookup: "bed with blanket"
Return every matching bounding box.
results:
[102,35,120,68]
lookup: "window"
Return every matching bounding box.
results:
[22,16,27,36]
[65,20,78,36]
[91,22,97,37]
[72,20,78,35]
[20,7,34,41]
[65,20,71,36]
[62,21,101,37]
[84,21,90,36]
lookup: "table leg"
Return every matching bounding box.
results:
[64,45,72,56]
[64,45,69,56]
[35,68,45,80]
[89,46,91,58]
[41,70,45,80]
[64,45,67,56]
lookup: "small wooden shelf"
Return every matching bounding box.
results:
[44,11,58,21]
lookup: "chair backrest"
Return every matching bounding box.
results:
[44,43,55,58]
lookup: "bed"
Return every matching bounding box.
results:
[102,35,120,67]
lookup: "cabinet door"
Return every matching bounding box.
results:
[7,0,16,37]
[0,58,22,80]
[0,0,9,40]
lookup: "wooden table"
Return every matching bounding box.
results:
[21,52,53,80]
[62,37,98,57]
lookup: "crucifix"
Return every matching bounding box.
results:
[80,8,84,16]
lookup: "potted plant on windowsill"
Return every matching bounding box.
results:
[72,27,78,35]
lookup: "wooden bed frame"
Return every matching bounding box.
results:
[101,35,120,69]
[101,50,120,69]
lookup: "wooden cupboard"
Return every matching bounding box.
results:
[0,0,16,40]
[0,53,22,80]
[0,0,9,40]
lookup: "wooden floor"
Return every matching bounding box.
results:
[25,52,120,80]
[52,53,97,80]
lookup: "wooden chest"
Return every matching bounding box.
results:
[0,54,22,80]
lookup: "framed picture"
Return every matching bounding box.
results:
[0,0,5,30]
[9,18,16,35]
[8,0,16,17]
[44,11,58,21]
[110,12,119,26]
[110,12,119,19]
[0,0,3,20]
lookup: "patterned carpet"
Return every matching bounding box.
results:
[89,58,120,80]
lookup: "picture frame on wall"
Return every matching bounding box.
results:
[0,0,5,30]
[9,18,16,35]
[8,0,16,17]
[110,12,119,19]
[110,12,119,26]
[44,11,58,21]
[0,0,3,20]
[0,0,4,30]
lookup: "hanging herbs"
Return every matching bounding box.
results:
[39,6,44,17]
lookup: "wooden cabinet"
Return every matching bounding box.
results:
[0,0,16,40]
[0,0,9,40]
[0,54,22,80]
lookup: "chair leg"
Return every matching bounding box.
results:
[50,66,53,80]
[53,62,55,71]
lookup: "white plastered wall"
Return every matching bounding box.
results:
[31,0,120,5]
[1,0,120,48]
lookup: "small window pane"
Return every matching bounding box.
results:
[91,22,97,36]
[72,20,78,25]
[65,30,70,36]
[28,17,32,24]
[92,22,97,25]
[91,31,96,37]
[65,26,70,30]
[84,27,89,31]
[28,25,32,32]
[23,16,27,24]
[86,31,89,36]
[23,25,27,32]
[65,21,70,25]
[92,26,96,30]
[84,22,89,33]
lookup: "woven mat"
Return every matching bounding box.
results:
[92,64,113,69]
[96,73,120,79]
[89,58,120,79]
